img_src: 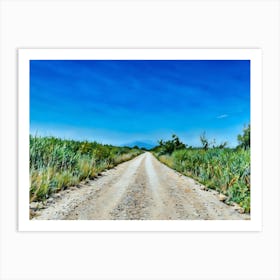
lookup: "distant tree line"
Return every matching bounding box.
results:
[153,124,250,154]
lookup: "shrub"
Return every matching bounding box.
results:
[155,147,250,213]
[30,135,142,202]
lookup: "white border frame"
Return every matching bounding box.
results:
[18,48,262,231]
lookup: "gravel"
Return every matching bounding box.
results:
[33,152,250,220]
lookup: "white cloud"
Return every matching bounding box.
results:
[216,114,228,119]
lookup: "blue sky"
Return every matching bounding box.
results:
[30,60,250,147]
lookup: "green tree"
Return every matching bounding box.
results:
[200,132,210,150]
[158,135,186,155]
[237,125,250,150]
[217,141,228,149]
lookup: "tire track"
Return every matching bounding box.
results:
[33,152,250,220]
[66,155,145,220]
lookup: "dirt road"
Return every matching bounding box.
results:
[33,152,249,220]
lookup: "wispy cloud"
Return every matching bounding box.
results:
[30,60,250,147]
[216,114,228,119]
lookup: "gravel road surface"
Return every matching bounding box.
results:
[33,152,249,220]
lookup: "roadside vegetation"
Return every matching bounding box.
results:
[152,125,251,213]
[30,135,143,202]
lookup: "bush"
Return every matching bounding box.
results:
[30,135,143,202]
[157,134,186,155]
[155,147,251,213]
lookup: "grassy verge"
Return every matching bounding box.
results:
[30,135,143,202]
[153,148,250,213]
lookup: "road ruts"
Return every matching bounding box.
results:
[34,152,249,220]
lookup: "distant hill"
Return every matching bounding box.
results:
[123,141,156,150]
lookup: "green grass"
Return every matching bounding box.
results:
[30,135,143,202]
[154,148,250,213]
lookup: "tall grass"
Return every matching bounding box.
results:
[155,148,250,213]
[30,135,142,202]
